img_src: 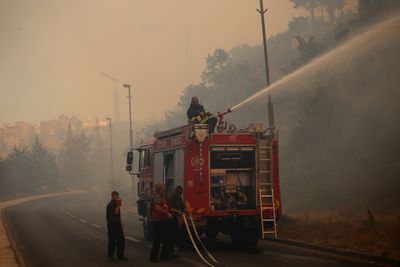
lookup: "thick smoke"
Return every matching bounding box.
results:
[231,15,400,212]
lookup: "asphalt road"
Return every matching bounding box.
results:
[3,191,391,267]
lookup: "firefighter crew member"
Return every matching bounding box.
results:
[150,182,173,262]
[187,96,218,133]
[106,191,128,261]
[167,185,184,257]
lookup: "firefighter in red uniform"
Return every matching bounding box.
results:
[187,96,217,133]
[150,182,173,262]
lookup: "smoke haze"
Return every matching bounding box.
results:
[0,0,304,125]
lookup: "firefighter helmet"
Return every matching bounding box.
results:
[191,96,199,105]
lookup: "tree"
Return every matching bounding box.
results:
[319,0,346,23]
[201,48,229,85]
[30,136,58,192]
[87,135,109,186]
[286,35,324,72]
[0,138,59,196]
[0,156,5,196]
[288,16,311,35]
[290,0,320,21]
[59,128,91,188]
[5,146,30,195]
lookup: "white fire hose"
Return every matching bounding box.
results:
[179,212,223,267]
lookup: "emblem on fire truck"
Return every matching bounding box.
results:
[191,155,204,170]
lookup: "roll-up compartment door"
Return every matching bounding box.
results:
[153,152,164,184]
[174,148,184,189]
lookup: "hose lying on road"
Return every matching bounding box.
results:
[188,215,220,264]
[181,213,223,267]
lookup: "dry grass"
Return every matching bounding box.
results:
[278,207,400,260]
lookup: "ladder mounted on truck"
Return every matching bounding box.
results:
[257,138,277,238]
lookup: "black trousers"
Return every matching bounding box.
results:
[150,220,169,260]
[207,117,218,133]
[167,218,179,255]
[107,224,125,258]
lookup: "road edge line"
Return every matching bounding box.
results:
[0,191,87,267]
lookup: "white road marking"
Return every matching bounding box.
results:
[60,208,74,218]
[60,207,147,250]
[125,236,140,242]
[180,257,207,267]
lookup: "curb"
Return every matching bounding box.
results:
[265,237,400,266]
[1,208,26,267]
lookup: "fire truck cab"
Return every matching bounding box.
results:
[132,120,281,246]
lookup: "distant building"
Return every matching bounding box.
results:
[81,116,101,136]
[0,115,110,155]
[2,122,36,153]
[58,114,82,133]
[40,115,82,150]
[39,119,63,150]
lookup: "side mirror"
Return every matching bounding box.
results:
[126,151,134,172]
[126,151,134,165]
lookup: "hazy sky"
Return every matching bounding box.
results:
[0,0,303,125]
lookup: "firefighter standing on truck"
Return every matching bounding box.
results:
[187,96,217,133]
[150,182,173,262]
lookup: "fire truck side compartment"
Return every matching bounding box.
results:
[210,147,256,211]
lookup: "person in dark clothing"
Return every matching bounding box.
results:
[167,186,184,257]
[150,183,173,263]
[186,96,217,133]
[106,191,128,261]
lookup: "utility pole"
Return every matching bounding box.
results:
[106,117,114,181]
[123,83,135,198]
[257,0,275,127]
[123,83,133,151]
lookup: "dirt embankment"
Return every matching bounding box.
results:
[279,206,400,260]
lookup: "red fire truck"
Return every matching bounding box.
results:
[129,115,281,246]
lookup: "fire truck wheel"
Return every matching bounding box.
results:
[205,230,219,239]
[231,233,258,248]
[142,216,153,240]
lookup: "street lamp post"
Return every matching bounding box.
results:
[123,83,133,151]
[123,83,135,197]
[106,117,114,180]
